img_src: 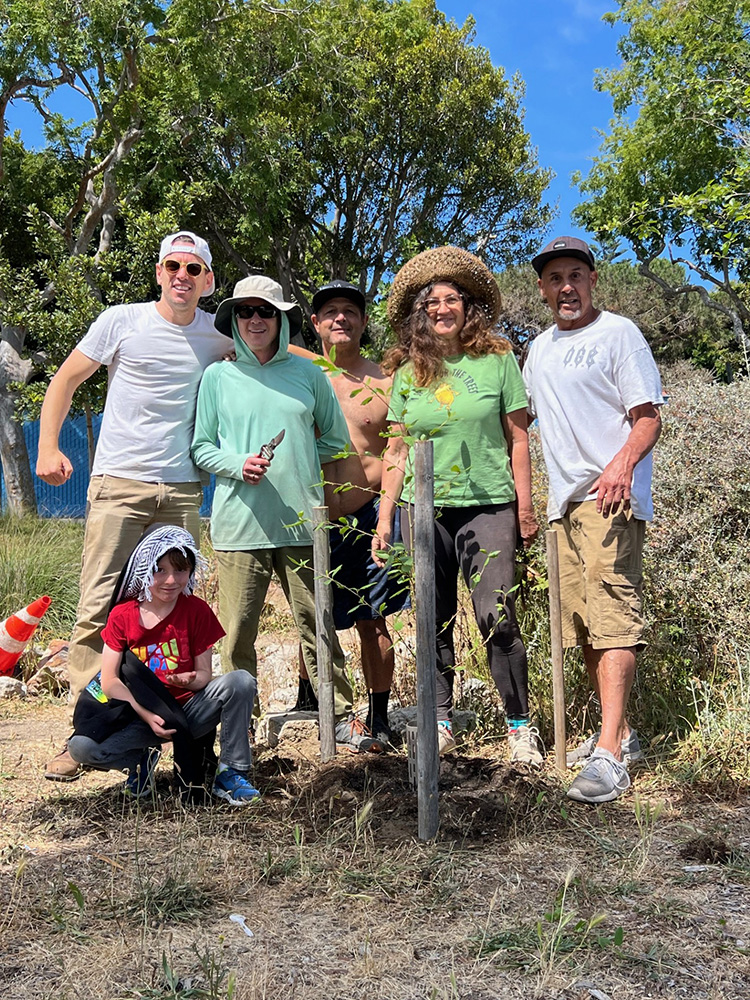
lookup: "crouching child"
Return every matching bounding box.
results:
[68,525,260,805]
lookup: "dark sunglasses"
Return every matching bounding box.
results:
[160,258,210,277]
[235,303,279,320]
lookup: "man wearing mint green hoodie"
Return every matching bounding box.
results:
[191,275,382,752]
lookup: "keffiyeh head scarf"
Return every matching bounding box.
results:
[113,525,207,605]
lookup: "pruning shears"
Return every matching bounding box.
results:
[260,428,286,460]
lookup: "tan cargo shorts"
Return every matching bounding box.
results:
[551,500,646,650]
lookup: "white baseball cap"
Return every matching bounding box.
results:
[158,230,215,297]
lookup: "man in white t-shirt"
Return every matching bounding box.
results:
[524,236,663,804]
[36,231,229,780]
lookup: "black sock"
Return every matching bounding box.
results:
[296,677,318,711]
[368,689,390,727]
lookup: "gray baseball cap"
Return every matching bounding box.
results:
[532,236,596,276]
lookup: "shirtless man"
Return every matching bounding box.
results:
[292,281,408,744]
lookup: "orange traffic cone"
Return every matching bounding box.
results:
[0,596,52,677]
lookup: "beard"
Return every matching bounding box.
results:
[557,300,582,321]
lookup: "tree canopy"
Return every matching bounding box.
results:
[574,0,750,364]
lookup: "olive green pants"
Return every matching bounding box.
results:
[216,546,353,720]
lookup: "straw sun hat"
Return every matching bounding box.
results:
[387,246,502,328]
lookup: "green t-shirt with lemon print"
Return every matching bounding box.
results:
[388,351,528,507]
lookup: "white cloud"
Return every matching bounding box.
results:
[560,24,586,43]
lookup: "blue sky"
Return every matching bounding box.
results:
[439,0,624,238]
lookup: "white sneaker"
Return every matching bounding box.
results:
[567,748,631,803]
[508,725,545,767]
[437,720,457,755]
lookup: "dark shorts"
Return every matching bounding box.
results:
[329,496,410,630]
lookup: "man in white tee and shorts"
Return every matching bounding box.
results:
[36,231,229,780]
[523,236,663,804]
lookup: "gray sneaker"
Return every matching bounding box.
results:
[508,725,545,768]
[567,747,631,803]
[567,728,644,768]
[335,715,383,754]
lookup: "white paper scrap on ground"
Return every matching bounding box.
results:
[229,913,254,937]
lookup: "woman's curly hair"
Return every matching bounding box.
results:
[382,281,511,387]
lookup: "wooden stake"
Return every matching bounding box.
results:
[546,528,567,772]
[313,506,336,761]
[413,440,439,840]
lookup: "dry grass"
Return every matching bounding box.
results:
[1,700,749,1000]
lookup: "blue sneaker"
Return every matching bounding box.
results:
[124,748,161,800]
[212,767,261,806]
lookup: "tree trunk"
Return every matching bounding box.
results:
[0,339,37,516]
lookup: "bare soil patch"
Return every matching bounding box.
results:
[1,699,749,1000]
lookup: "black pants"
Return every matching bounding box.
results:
[404,503,529,722]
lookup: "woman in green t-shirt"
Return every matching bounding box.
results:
[372,246,542,764]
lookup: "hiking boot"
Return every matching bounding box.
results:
[437,719,457,755]
[212,767,261,806]
[567,728,644,768]
[367,714,393,750]
[124,748,161,800]
[44,746,83,782]
[508,725,545,768]
[567,747,631,804]
[335,715,383,753]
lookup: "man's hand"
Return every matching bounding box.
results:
[36,448,74,486]
[242,454,271,484]
[371,524,392,568]
[592,403,662,517]
[592,453,633,517]
[518,507,540,548]
[36,349,101,485]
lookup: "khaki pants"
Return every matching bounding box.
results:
[68,475,204,701]
[216,547,353,720]
[552,501,645,650]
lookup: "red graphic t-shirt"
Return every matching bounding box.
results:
[101,594,225,704]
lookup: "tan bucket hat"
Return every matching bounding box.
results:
[214,275,303,338]
[387,246,502,328]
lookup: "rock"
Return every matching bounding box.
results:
[26,641,70,696]
[257,711,319,748]
[267,685,297,713]
[256,641,299,690]
[37,639,69,669]
[461,677,489,695]
[0,677,27,699]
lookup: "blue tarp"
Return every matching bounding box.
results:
[1,415,215,518]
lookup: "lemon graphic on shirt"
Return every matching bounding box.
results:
[434,382,455,407]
